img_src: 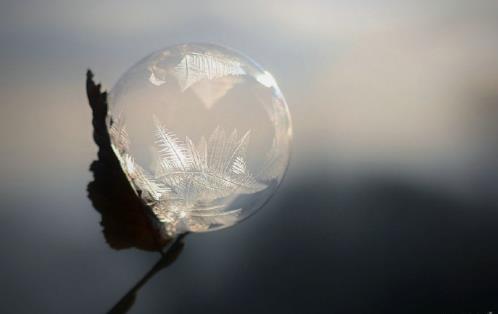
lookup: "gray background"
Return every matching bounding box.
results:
[1,1,498,313]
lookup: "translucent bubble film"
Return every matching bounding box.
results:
[107,43,292,235]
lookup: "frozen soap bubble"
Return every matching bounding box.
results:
[108,43,292,235]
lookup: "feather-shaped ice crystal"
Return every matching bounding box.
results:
[108,43,292,235]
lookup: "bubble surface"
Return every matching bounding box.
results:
[108,43,292,235]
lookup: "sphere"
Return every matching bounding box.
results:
[108,43,292,235]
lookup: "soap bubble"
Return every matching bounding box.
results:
[108,43,292,235]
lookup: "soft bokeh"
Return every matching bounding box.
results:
[2,0,498,195]
[1,1,498,313]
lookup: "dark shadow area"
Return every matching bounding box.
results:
[171,174,498,314]
[86,70,186,313]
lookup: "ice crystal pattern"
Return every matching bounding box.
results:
[149,51,246,108]
[110,117,268,235]
[174,52,245,91]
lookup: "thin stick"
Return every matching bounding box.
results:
[107,233,189,314]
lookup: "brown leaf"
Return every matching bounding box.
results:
[85,70,172,251]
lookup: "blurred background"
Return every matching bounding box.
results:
[1,0,498,313]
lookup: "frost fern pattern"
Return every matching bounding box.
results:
[109,116,268,235]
